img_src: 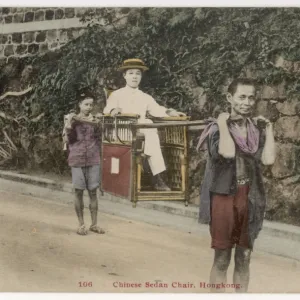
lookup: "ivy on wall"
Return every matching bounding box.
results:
[16,7,300,133]
[1,7,300,171]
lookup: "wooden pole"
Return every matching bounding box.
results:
[131,120,208,129]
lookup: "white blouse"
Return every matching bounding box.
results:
[103,86,168,119]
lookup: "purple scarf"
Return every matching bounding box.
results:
[196,118,260,154]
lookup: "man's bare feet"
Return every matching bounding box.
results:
[89,225,105,234]
[77,225,88,235]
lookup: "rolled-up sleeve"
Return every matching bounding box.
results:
[208,126,234,163]
[208,128,222,161]
[103,92,118,114]
[66,127,77,145]
[146,96,169,117]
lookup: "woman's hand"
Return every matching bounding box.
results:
[110,108,122,117]
[166,109,186,117]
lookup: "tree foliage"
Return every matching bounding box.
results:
[19,8,300,132]
[2,7,300,171]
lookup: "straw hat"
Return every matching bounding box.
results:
[118,58,149,71]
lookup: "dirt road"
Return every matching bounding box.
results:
[0,189,299,293]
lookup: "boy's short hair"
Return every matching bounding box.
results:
[228,78,257,96]
[77,90,95,102]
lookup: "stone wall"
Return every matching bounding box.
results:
[0,7,90,23]
[255,59,300,224]
[189,55,300,224]
[0,27,87,58]
[0,7,100,60]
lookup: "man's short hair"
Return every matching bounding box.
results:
[227,78,257,96]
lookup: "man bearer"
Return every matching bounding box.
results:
[104,58,185,191]
[197,78,275,292]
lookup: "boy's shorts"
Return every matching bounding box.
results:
[210,185,250,249]
[71,165,100,190]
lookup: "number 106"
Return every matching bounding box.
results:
[79,281,93,287]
